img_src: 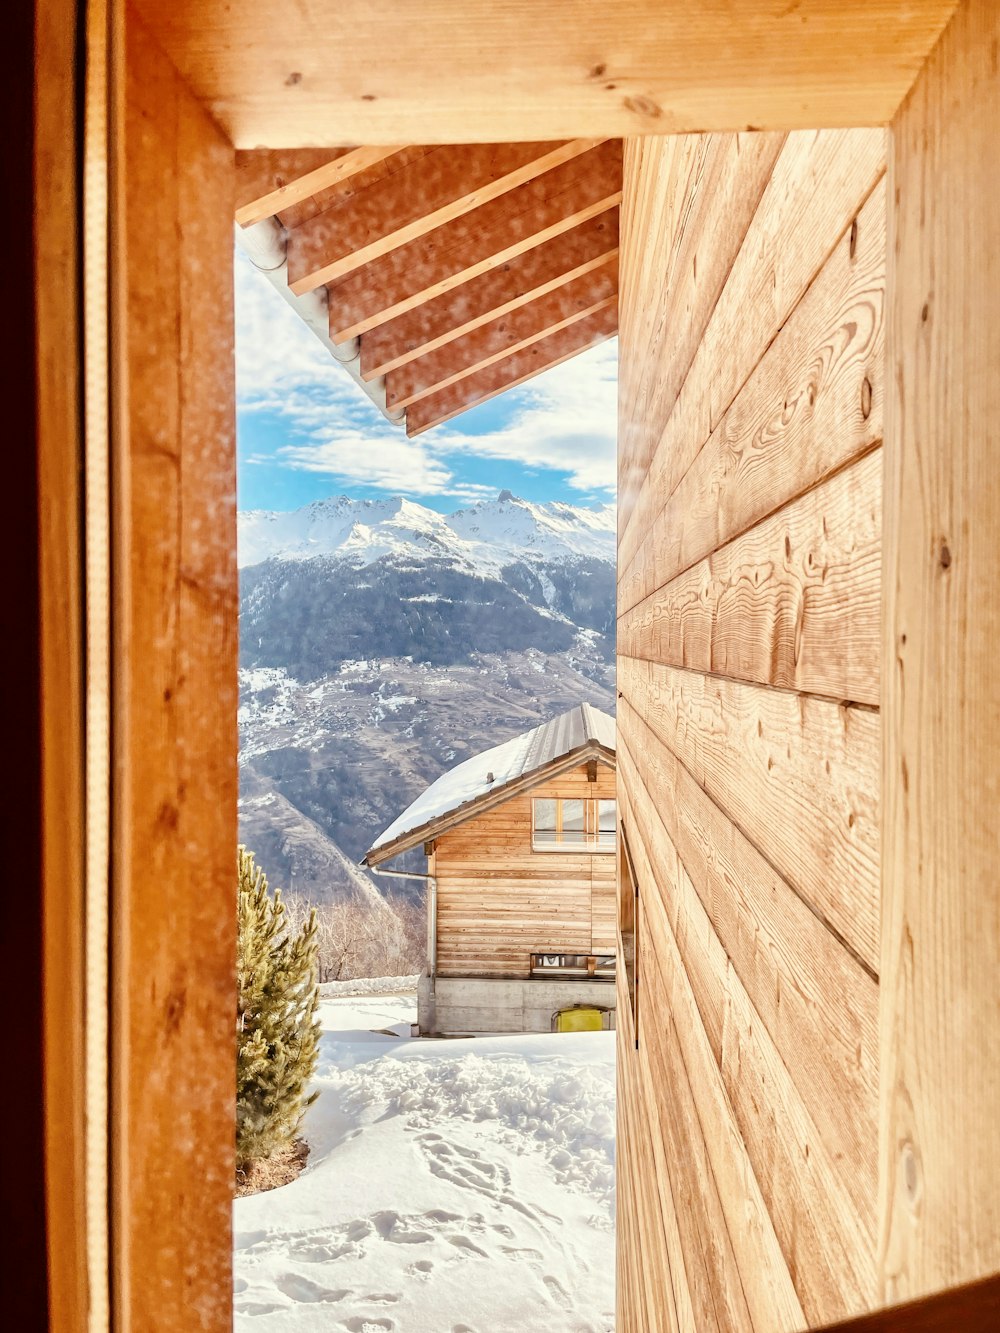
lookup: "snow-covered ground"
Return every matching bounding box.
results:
[234,991,616,1332]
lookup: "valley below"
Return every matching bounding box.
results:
[238,492,617,906]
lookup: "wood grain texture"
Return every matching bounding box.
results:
[131,1,957,146]
[620,737,876,1323]
[617,700,878,1212]
[386,263,617,408]
[35,0,87,1324]
[620,129,886,557]
[235,144,406,226]
[618,655,879,972]
[327,140,622,341]
[111,11,237,1329]
[881,0,1000,1303]
[618,178,886,618]
[406,302,617,435]
[620,776,811,1330]
[360,212,618,379]
[289,139,599,292]
[618,132,785,526]
[434,764,616,977]
[618,449,882,705]
[616,1013,685,1333]
[617,118,889,1331]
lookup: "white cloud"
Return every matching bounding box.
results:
[236,251,617,499]
[273,430,453,496]
[424,340,618,494]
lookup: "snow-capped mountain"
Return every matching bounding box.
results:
[238,491,616,572]
[238,490,616,904]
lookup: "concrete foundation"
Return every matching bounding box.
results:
[418,972,617,1036]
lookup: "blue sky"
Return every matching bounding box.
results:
[236,251,618,515]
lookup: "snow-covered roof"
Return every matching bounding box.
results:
[364,703,615,864]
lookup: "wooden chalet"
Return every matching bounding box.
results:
[21,2,1000,1330]
[364,705,618,1036]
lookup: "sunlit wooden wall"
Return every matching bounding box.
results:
[615,126,887,1331]
[434,762,617,977]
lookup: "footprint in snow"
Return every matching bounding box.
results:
[274,1273,350,1304]
[235,1300,286,1317]
[234,1229,269,1252]
[406,1259,433,1278]
[543,1274,572,1310]
[373,1210,437,1246]
[445,1233,489,1259]
[501,1245,544,1263]
[340,1319,395,1333]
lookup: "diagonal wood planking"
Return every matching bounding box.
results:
[405,302,618,436]
[360,210,619,379]
[288,138,602,293]
[385,262,618,409]
[326,139,623,341]
[235,137,621,433]
[235,144,409,227]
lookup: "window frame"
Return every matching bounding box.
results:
[531,795,618,853]
[618,821,640,1049]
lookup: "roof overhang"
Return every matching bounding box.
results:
[363,740,615,867]
[234,139,621,435]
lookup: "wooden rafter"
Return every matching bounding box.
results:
[386,264,618,409]
[235,144,409,227]
[360,211,619,380]
[405,302,618,436]
[327,139,623,341]
[287,138,602,294]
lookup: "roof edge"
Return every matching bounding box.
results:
[363,740,615,867]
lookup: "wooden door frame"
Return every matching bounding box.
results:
[32,0,999,1327]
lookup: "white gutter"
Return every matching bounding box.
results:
[234,217,405,425]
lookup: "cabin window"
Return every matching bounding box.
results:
[532,797,617,851]
[619,823,639,1047]
[531,953,616,979]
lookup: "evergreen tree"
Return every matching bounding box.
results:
[236,846,320,1173]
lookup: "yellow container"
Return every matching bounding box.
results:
[555,1006,604,1033]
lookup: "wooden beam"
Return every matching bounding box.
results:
[131,1,959,147]
[881,0,1000,1306]
[289,138,602,295]
[235,144,407,227]
[386,264,618,408]
[328,139,623,341]
[112,10,237,1328]
[360,210,619,379]
[236,145,435,230]
[406,302,617,435]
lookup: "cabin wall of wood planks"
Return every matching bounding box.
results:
[433,762,617,978]
[615,127,887,1332]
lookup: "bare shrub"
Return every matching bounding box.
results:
[284,893,426,983]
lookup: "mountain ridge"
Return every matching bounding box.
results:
[238,491,616,574]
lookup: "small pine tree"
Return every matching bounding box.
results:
[236,846,320,1174]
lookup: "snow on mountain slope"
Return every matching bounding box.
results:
[238,491,616,574]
